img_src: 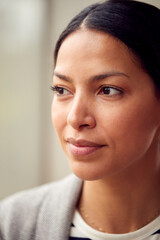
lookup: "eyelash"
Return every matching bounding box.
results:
[51,85,123,97]
[51,86,71,96]
[98,86,123,96]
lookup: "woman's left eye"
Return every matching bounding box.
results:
[98,86,122,96]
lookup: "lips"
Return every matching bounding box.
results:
[66,138,106,157]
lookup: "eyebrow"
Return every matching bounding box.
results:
[53,71,129,83]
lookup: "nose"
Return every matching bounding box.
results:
[67,95,96,130]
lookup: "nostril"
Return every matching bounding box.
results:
[79,123,92,129]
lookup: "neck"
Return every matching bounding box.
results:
[78,155,160,233]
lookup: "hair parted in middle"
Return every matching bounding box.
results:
[54,0,160,90]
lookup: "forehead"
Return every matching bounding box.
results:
[57,29,125,62]
[55,29,138,74]
[54,29,156,96]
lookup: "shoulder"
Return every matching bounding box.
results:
[0,174,79,212]
[0,174,82,240]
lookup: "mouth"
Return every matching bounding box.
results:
[66,138,106,157]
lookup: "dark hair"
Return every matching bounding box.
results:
[54,0,160,89]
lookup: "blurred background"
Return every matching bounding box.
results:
[0,0,160,200]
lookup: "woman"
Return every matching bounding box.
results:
[0,0,160,239]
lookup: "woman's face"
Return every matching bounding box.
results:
[52,29,160,181]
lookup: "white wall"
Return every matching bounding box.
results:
[0,0,48,199]
[0,0,159,200]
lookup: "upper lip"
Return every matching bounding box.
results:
[66,137,106,147]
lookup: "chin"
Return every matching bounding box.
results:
[69,161,111,181]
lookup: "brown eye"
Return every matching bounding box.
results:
[99,86,122,96]
[51,86,70,96]
[56,87,65,95]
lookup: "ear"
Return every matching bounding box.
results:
[158,102,160,138]
[156,96,160,138]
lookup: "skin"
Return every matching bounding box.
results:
[52,29,160,233]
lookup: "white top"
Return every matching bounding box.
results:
[70,210,160,240]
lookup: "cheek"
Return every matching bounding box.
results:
[51,101,66,137]
[99,99,159,153]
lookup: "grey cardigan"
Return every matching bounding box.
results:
[0,174,82,240]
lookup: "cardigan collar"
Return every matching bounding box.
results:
[36,174,83,240]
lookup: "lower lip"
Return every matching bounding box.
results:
[68,144,104,157]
